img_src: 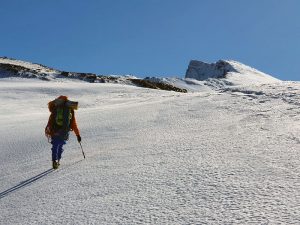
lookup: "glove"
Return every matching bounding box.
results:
[77,135,82,142]
[45,126,51,137]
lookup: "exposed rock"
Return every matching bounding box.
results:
[130,78,187,93]
[185,60,238,80]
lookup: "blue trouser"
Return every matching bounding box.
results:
[51,137,66,161]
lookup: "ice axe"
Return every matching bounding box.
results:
[79,141,86,159]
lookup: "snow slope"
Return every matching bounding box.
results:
[0,75,300,224]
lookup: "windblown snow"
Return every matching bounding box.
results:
[0,58,299,224]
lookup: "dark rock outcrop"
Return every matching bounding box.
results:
[185,60,238,80]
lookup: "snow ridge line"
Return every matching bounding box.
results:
[0,57,187,92]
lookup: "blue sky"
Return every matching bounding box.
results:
[0,0,299,80]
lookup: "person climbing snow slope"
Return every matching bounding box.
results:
[45,96,81,169]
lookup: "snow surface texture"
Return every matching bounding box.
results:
[0,59,300,224]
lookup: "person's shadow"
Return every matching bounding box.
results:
[0,169,54,199]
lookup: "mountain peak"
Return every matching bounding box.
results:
[185,60,280,85]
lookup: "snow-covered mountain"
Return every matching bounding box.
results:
[185,59,280,85]
[0,57,282,93]
[1,57,299,224]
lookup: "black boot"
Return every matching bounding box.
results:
[52,160,59,169]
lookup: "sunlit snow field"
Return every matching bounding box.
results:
[0,78,300,224]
